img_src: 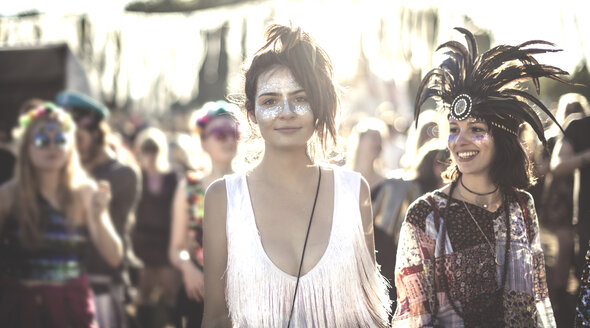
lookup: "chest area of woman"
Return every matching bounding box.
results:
[248,173,336,277]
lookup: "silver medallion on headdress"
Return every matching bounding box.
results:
[450,94,472,120]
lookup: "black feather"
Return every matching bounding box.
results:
[415,27,578,143]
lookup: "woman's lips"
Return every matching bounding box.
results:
[275,127,301,133]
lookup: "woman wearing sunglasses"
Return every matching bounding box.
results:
[169,100,241,327]
[0,103,123,327]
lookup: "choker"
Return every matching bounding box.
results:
[456,187,500,210]
[460,176,498,196]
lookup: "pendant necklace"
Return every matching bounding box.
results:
[462,201,501,266]
[460,176,499,209]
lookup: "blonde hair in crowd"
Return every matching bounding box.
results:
[134,127,171,173]
[15,113,88,248]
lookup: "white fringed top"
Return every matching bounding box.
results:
[224,167,391,328]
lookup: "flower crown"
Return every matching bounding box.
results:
[19,103,75,132]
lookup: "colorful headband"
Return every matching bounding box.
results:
[19,103,74,132]
[415,27,577,145]
[194,101,239,136]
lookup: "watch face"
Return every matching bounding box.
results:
[450,94,472,120]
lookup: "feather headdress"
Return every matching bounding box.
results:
[415,27,575,145]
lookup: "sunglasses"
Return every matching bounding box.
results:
[33,132,68,149]
[204,126,239,141]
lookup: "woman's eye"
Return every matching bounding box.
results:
[472,126,486,133]
[295,96,308,103]
[449,127,458,134]
[262,98,276,106]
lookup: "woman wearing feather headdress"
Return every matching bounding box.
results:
[392,28,575,327]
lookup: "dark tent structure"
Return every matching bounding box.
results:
[0,43,90,140]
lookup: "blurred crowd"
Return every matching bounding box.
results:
[0,87,589,328]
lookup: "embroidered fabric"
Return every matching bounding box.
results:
[393,190,555,328]
[224,166,391,327]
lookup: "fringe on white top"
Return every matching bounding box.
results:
[224,166,391,328]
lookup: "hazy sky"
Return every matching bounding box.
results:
[2,0,131,16]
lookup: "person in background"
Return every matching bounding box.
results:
[375,101,407,173]
[169,100,241,328]
[346,116,412,318]
[394,27,567,327]
[537,93,588,326]
[132,127,180,328]
[550,93,590,278]
[409,139,449,197]
[0,103,123,327]
[56,90,141,328]
[548,93,590,327]
[203,24,390,327]
[398,109,443,173]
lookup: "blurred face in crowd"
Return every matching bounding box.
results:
[448,117,495,177]
[357,129,382,163]
[252,66,315,151]
[28,120,71,171]
[201,116,239,165]
[140,140,159,171]
[75,127,97,163]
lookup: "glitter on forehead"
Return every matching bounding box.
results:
[256,74,303,97]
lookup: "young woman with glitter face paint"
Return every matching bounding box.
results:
[253,66,315,150]
[392,28,572,327]
[202,25,391,328]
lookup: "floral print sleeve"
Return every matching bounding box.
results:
[393,197,438,327]
[393,190,556,328]
[521,191,555,327]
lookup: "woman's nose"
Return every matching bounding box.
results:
[278,99,296,118]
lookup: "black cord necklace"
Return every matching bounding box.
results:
[287,166,322,328]
[460,176,498,196]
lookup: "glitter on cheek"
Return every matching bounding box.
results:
[255,105,282,122]
[293,103,311,116]
[448,134,458,144]
[472,133,492,146]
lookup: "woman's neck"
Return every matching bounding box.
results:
[36,170,61,204]
[202,162,233,189]
[460,173,496,194]
[208,163,233,180]
[455,173,501,210]
[143,165,159,177]
[254,146,315,187]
